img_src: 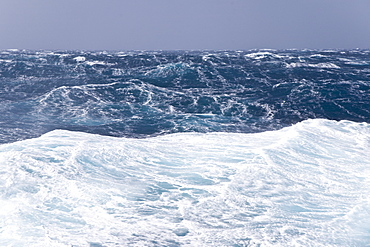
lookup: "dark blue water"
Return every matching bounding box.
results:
[1,49,369,143]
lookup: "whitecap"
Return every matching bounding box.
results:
[286,62,340,69]
[0,119,369,246]
[73,56,86,62]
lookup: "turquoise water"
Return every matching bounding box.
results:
[0,119,369,246]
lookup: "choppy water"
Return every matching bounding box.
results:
[0,49,370,246]
[0,49,369,143]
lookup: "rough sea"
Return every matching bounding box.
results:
[0,49,369,246]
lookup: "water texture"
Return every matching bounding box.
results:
[0,49,369,143]
[0,50,370,246]
[1,119,369,246]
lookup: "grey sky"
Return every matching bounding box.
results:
[0,0,369,50]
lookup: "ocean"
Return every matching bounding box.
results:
[0,49,369,246]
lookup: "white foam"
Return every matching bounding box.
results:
[0,59,13,63]
[73,56,86,62]
[286,62,340,69]
[245,52,286,60]
[309,54,328,58]
[245,52,273,59]
[85,61,108,66]
[0,119,369,246]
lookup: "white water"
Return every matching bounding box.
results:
[0,119,369,246]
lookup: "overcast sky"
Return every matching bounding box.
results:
[0,0,369,51]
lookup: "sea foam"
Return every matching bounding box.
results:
[0,119,369,246]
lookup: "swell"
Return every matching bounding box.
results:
[0,49,369,143]
[1,119,369,246]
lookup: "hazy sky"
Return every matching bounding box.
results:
[1,0,370,50]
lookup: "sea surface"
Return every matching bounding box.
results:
[0,49,369,246]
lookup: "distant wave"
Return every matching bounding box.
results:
[0,49,369,143]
